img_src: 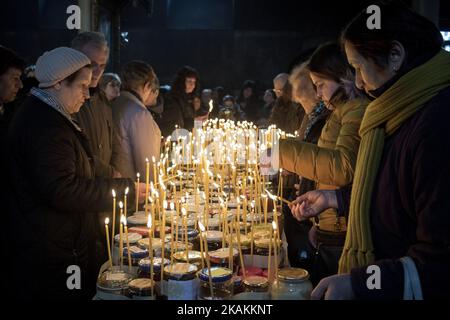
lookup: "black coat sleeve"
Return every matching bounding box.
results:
[32,124,135,214]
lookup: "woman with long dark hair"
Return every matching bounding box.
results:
[157,66,199,137]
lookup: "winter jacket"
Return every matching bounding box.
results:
[75,89,118,178]
[279,97,368,231]
[5,95,133,300]
[111,91,161,180]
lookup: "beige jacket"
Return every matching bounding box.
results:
[112,91,161,180]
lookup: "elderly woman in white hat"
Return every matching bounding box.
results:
[5,47,146,300]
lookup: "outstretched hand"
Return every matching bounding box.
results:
[288,190,338,222]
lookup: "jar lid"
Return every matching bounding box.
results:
[166,241,193,251]
[198,267,233,282]
[129,278,155,291]
[254,238,281,249]
[205,230,223,242]
[123,245,148,259]
[209,247,238,260]
[173,250,204,262]
[127,214,148,226]
[226,233,251,247]
[115,232,142,244]
[175,227,199,239]
[138,237,164,250]
[243,276,269,288]
[138,257,170,272]
[277,268,310,282]
[164,263,198,278]
[97,270,133,290]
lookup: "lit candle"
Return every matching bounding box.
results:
[199,222,214,298]
[145,158,150,216]
[119,201,124,269]
[147,215,154,297]
[135,173,140,214]
[124,187,129,218]
[111,190,117,253]
[105,218,112,268]
[198,220,205,270]
[152,156,157,186]
[263,194,268,225]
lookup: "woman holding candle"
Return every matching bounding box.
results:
[4,47,147,300]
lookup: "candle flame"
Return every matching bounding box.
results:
[198,221,206,233]
[181,207,187,216]
[265,189,277,201]
[170,202,175,210]
[105,217,109,225]
[119,201,123,209]
[146,158,149,163]
[112,189,116,197]
[272,220,277,230]
[147,215,152,228]
[136,172,140,178]
[209,100,213,113]
[163,200,168,209]
[125,187,129,195]
[120,214,126,225]
[152,156,156,163]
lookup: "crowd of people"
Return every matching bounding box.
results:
[0,1,449,300]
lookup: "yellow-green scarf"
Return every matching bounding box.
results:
[338,50,450,273]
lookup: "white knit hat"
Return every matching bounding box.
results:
[35,47,91,88]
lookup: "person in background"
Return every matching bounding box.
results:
[291,1,450,300]
[0,46,25,137]
[158,66,199,136]
[111,61,161,180]
[5,47,146,299]
[257,89,276,127]
[218,95,245,121]
[268,73,305,134]
[237,80,262,123]
[99,72,121,102]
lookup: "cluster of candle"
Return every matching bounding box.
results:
[103,118,294,296]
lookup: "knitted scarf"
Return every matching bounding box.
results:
[339,50,450,273]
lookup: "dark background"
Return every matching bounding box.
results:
[1,0,449,95]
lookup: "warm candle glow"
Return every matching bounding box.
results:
[209,99,213,113]
[105,217,109,225]
[125,187,129,195]
[147,215,152,228]
[112,189,116,198]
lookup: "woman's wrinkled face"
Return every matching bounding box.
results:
[185,77,196,94]
[344,41,403,95]
[59,67,92,114]
[309,72,340,109]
